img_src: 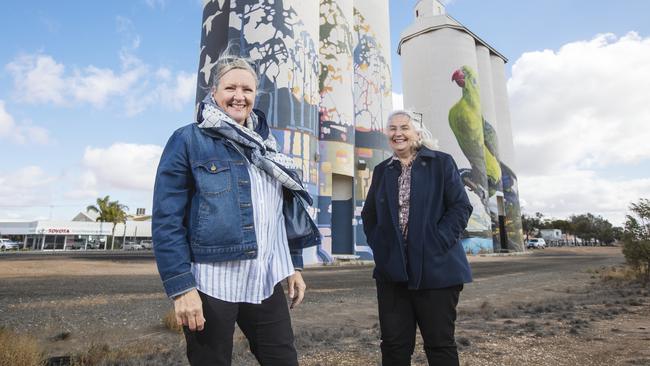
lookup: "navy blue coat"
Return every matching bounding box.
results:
[361,148,473,289]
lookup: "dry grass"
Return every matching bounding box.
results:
[71,342,166,366]
[162,308,183,333]
[598,265,638,282]
[0,259,157,279]
[0,327,44,366]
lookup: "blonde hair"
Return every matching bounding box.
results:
[386,109,437,150]
[210,47,259,91]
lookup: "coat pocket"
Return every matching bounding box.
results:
[427,223,448,255]
[193,159,231,196]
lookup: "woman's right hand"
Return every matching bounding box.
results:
[173,288,206,331]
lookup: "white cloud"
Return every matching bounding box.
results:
[509,32,650,225]
[0,166,57,208]
[518,170,650,226]
[0,100,50,144]
[124,68,196,116]
[116,16,141,50]
[5,54,67,105]
[71,63,147,107]
[144,0,167,9]
[392,92,403,110]
[63,171,98,200]
[80,143,163,191]
[510,32,650,172]
[159,72,197,109]
[5,53,149,109]
[0,101,14,137]
[5,16,195,115]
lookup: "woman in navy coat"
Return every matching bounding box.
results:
[361,110,473,366]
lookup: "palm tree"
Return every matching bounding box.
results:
[87,196,129,250]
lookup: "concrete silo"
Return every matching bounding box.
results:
[196,0,327,263]
[194,0,395,262]
[318,0,356,257]
[491,55,524,251]
[398,0,524,252]
[352,0,393,258]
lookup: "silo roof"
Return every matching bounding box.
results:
[397,14,508,63]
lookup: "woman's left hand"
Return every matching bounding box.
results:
[287,271,306,309]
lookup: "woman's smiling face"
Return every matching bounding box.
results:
[212,68,257,125]
[387,114,419,155]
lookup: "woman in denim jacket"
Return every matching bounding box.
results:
[152,53,320,366]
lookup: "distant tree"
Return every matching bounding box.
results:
[622,198,650,284]
[87,196,128,250]
[627,198,650,240]
[593,216,615,245]
[570,214,597,244]
[521,212,544,241]
[612,226,624,242]
[523,212,619,246]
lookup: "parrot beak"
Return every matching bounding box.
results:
[452,69,465,87]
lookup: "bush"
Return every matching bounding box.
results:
[0,327,43,366]
[622,239,650,284]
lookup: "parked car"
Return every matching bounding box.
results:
[139,240,153,250]
[86,241,102,249]
[0,238,20,251]
[68,241,85,250]
[526,238,546,249]
[123,241,143,250]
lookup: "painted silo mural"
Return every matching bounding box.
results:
[319,0,355,144]
[353,0,392,150]
[195,0,394,262]
[399,0,523,253]
[352,0,393,257]
[196,0,331,263]
[318,0,356,256]
[400,25,493,253]
[194,0,523,261]
[476,45,505,251]
[491,54,524,251]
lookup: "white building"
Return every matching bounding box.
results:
[540,229,563,242]
[0,218,151,250]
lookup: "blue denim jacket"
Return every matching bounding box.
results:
[152,122,321,298]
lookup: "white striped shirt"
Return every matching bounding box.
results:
[192,163,294,304]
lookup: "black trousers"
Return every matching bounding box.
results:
[376,281,462,366]
[183,283,298,366]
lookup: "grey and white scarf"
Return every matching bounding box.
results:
[198,97,309,201]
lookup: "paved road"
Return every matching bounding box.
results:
[0,248,624,299]
[0,250,154,261]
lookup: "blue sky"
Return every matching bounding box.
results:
[1,0,649,226]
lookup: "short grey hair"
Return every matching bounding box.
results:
[210,49,259,91]
[386,109,437,150]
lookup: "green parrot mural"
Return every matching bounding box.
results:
[449,65,508,251]
[482,117,503,197]
[449,65,502,202]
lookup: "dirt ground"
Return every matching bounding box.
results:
[0,246,648,365]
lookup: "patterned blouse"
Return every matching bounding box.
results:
[393,154,416,241]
